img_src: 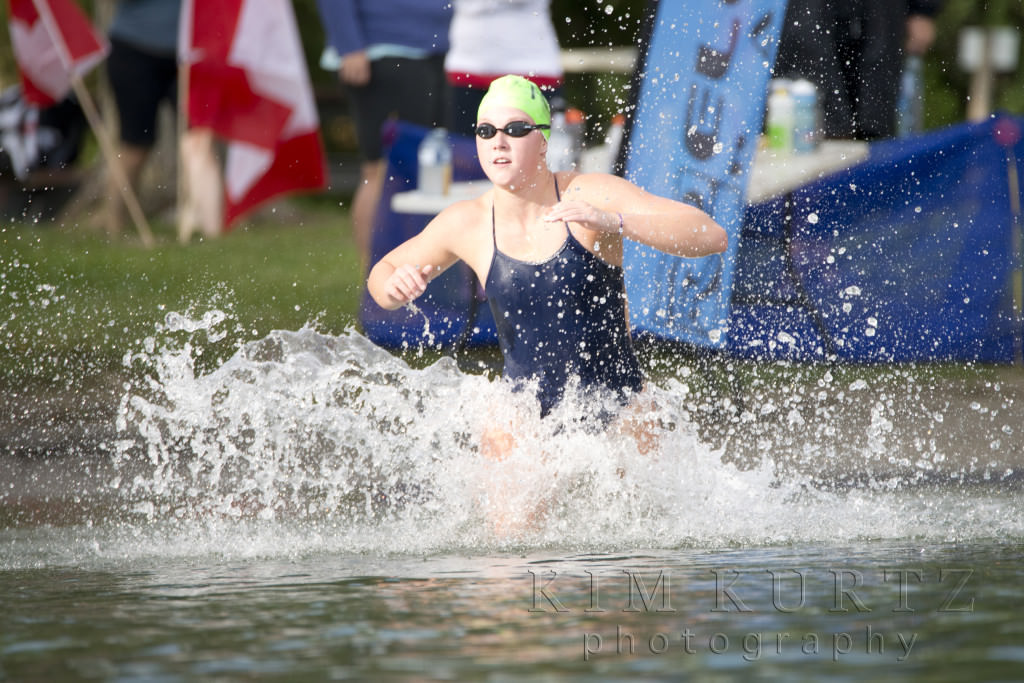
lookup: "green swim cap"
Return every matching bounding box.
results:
[477,75,551,139]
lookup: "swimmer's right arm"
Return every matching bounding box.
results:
[368,261,435,310]
[366,221,459,310]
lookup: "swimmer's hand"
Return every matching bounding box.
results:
[544,200,622,235]
[381,264,434,307]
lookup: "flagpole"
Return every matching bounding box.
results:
[31,0,155,247]
[176,0,192,243]
[69,76,156,247]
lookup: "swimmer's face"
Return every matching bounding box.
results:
[475,106,548,187]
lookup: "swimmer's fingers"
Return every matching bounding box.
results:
[544,200,619,233]
[385,264,433,304]
[543,199,592,222]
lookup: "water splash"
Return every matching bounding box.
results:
[5,308,1020,569]
[69,308,1020,563]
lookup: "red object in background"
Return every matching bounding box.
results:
[7,0,108,107]
[993,116,1022,149]
[180,0,327,228]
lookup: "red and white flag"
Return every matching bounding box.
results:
[180,0,327,228]
[7,0,108,107]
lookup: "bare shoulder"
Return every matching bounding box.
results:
[424,190,492,238]
[420,190,494,275]
[558,171,636,204]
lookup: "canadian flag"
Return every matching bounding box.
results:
[6,0,108,107]
[180,0,327,228]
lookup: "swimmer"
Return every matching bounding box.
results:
[366,75,727,532]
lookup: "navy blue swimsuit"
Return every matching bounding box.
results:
[484,184,644,418]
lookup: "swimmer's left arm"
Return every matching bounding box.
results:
[544,173,728,258]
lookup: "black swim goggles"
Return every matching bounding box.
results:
[474,121,550,139]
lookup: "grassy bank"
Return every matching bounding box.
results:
[3,195,1016,395]
[4,194,1023,466]
[1,197,364,385]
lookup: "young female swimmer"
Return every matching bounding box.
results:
[367,75,727,450]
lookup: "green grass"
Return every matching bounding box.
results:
[1,197,364,385]
[2,194,1017,399]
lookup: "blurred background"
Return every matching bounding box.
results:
[1,0,1021,201]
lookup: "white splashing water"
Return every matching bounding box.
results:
[86,310,1024,561]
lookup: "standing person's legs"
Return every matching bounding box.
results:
[774,0,855,140]
[350,158,385,269]
[105,145,148,236]
[849,1,908,140]
[345,56,448,271]
[104,39,176,236]
[178,127,223,242]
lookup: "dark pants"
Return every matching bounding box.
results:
[106,38,178,147]
[773,0,910,140]
[346,55,448,161]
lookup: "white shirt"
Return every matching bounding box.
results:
[445,0,563,80]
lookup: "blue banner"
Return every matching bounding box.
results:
[729,116,1024,364]
[623,0,788,347]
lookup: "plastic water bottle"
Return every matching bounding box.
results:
[417,127,452,195]
[565,106,585,159]
[604,113,625,172]
[547,97,581,172]
[765,80,794,154]
[897,55,923,138]
[790,78,818,154]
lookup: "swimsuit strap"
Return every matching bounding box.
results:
[491,203,497,250]
[552,176,568,239]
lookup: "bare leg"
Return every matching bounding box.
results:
[614,394,662,457]
[352,159,385,272]
[103,143,148,238]
[479,418,559,538]
[480,425,517,462]
[478,421,536,537]
[178,128,223,243]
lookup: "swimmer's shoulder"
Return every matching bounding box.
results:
[428,188,493,232]
[421,188,495,257]
[559,170,631,198]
